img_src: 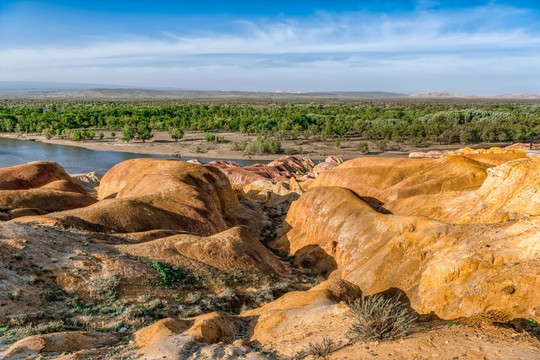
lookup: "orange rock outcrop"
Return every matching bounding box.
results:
[276,156,540,320]
[13,159,258,234]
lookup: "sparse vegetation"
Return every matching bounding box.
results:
[143,260,203,290]
[293,338,341,360]
[377,139,388,152]
[356,142,369,154]
[40,287,62,302]
[87,274,121,298]
[243,138,281,155]
[205,132,216,142]
[6,320,68,342]
[348,294,416,341]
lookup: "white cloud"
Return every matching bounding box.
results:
[1,6,539,93]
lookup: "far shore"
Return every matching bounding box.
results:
[0,131,513,162]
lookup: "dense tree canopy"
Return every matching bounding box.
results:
[0,100,538,145]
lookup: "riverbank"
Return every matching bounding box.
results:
[0,131,513,161]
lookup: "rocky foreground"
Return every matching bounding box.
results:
[0,148,539,359]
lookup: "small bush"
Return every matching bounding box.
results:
[145,260,202,289]
[348,294,416,341]
[87,274,120,298]
[356,142,369,154]
[41,288,61,302]
[200,294,219,311]
[307,338,339,359]
[334,139,341,148]
[70,130,83,141]
[255,284,274,304]
[285,145,304,155]
[184,292,201,304]
[205,133,216,142]
[12,314,28,326]
[293,338,340,360]
[83,130,95,140]
[377,139,388,152]
[285,148,297,155]
[183,304,202,317]
[168,127,184,142]
[194,145,201,153]
[218,287,237,301]
[41,128,55,140]
[243,139,281,155]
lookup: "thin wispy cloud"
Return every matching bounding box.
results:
[1,2,539,93]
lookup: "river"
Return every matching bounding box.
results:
[0,137,262,174]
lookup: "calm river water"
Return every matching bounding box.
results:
[0,137,262,174]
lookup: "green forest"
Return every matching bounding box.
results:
[1,100,539,146]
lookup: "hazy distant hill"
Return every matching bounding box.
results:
[0,83,408,100]
[66,89,408,100]
[0,82,538,100]
[0,81,133,92]
[410,91,540,99]
[409,91,465,98]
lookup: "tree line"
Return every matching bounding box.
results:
[0,100,538,145]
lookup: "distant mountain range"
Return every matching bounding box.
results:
[1,81,539,100]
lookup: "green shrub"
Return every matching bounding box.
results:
[377,139,388,152]
[83,130,95,140]
[205,133,216,142]
[285,148,297,155]
[348,294,416,341]
[70,130,83,141]
[136,123,153,142]
[356,142,369,154]
[41,128,54,140]
[168,127,184,142]
[121,125,134,143]
[285,146,304,155]
[334,139,341,148]
[243,139,281,155]
[145,260,202,289]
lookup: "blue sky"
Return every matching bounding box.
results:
[1,1,539,93]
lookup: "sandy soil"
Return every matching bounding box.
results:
[0,131,515,162]
[329,320,540,360]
